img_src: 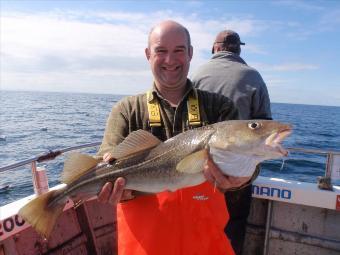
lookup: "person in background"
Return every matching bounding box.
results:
[191,29,272,255]
[96,21,257,255]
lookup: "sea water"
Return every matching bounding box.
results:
[0,90,339,206]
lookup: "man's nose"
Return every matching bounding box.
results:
[164,52,176,64]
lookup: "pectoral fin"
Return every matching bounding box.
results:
[176,149,208,173]
[111,130,162,159]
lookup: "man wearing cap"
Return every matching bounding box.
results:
[191,30,272,255]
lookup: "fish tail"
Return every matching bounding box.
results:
[18,189,65,238]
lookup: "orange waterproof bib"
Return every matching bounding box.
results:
[117,181,235,255]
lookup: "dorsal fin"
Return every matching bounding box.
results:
[111,130,162,159]
[61,153,100,184]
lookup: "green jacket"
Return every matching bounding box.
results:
[98,80,238,156]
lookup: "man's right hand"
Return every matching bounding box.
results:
[98,153,135,205]
[98,178,135,205]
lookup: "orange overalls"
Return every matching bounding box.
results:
[114,87,235,254]
[117,181,235,255]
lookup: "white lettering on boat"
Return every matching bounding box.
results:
[252,185,292,199]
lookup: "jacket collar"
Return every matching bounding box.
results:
[212,51,247,65]
[147,79,194,104]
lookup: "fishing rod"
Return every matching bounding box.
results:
[0,142,101,173]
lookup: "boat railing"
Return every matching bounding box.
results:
[287,147,340,185]
[0,142,101,173]
[0,142,101,195]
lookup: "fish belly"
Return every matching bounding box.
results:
[125,172,205,193]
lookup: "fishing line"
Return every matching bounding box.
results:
[280,159,286,171]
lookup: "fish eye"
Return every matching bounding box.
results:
[248,122,261,130]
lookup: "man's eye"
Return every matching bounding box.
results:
[175,49,185,53]
[156,49,166,54]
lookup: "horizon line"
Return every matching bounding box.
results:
[1,88,339,108]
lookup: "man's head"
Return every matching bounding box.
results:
[212,30,245,55]
[145,20,193,91]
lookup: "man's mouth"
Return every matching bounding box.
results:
[162,65,180,71]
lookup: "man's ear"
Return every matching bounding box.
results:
[145,48,151,60]
[212,44,221,54]
[188,45,193,60]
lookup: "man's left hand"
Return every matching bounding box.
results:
[203,156,251,191]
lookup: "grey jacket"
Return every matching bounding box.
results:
[191,51,272,120]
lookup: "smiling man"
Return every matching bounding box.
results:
[97,20,253,255]
[145,22,192,106]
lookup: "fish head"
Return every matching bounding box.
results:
[208,120,292,160]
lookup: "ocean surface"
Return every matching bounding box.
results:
[0,90,339,206]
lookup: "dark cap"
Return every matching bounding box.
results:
[214,30,245,45]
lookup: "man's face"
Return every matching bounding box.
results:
[145,27,193,91]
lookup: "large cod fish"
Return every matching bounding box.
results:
[19,120,291,237]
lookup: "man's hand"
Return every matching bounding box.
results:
[203,156,251,191]
[103,152,114,163]
[98,178,135,205]
[98,153,135,205]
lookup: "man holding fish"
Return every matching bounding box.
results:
[96,20,278,255]
[19,20,291,255]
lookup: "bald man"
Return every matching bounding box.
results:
[97,21,254,255]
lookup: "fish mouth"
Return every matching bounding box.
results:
[265,127,292,156]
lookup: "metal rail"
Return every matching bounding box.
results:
[287,147,340,181]
[263,200,273,255]
[0,142,101,173]
[287,147,340,155]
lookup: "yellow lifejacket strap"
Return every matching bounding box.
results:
[187,89,201,126]
[146,91,162,127]
[146,89,201,127]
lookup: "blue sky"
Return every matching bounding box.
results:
[1,0,340,106]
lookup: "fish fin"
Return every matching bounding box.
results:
[18,189,65,238]
[176,149,208,173]
[111,130,162,159]
[62,153,100,184]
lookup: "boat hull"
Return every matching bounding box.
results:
[1,177,340,255]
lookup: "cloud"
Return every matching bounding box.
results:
[269,84,340,106]
[1,9,270,93]
[250,62,319,72]
[265,78,291,87]
[272,0,325,12]
[1,12,148,57]
[272,1,340,37]
[243,45,268,55]
[271,63,318,71]
[319,9,340,31]
[1,11,152,91]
